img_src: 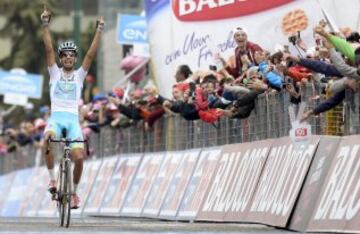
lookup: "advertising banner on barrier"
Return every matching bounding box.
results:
[19,167,48,216]
[307,135,360,233]
[72,159,102,217]
[197,140,272,221]
[121,152,164,217]
[159,149,201,219]
[0,172,16,214]
[142,151,183,217]
[247,136,319,227]
[2,168,34,217]
[99,154,143,215]
[83,156,119,215]
[289,136,340,232]
[144,0,358,98]
[177,147,222,220]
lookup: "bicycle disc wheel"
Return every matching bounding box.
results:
[64,160,72,228]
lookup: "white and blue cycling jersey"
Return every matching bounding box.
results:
[44,64,87,148]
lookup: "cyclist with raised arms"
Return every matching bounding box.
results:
[40,5,104,209]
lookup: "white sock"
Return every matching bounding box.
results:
[73,184,78,194]
[48,169,55,180]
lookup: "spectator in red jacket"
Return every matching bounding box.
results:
[225,27,263,78]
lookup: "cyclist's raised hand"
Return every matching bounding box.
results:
[96,16,105,32]
[41,5,52,26]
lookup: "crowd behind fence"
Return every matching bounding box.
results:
[1,85,359,175]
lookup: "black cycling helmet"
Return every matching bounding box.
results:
[57,41,78,56]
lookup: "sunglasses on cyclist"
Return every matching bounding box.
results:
[60,51,76,58]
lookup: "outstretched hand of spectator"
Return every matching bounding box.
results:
[283,53,300,63]
[213,53,227,68]
[247,79,268,91]
[284,83,300,98]
[345,78,360,92]
[108,96,122,106]
[314,25,329,39]
[321,38,334,49]
[300,110,314,123]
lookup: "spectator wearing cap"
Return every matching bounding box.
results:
[39,105,50,120]
[223,27,263,79]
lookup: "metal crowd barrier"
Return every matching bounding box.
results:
[1,84,357,175]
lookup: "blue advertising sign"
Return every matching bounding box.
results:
[0,70,43,99]
[117,14,147,45]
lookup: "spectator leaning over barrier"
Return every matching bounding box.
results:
[313,25,360,93]
[221,27,263,79]
[108,90,143,122]
[40,5,104,209]
[158,85,183,116]
[222,67,268,119]
[156,84,200,121]
[195,75,225,125]
[301,23,360,122]
[254,51,283,91]
[142,86,165,131]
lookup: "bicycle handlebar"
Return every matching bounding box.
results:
[48,138,87,143]
[47,138,90,156]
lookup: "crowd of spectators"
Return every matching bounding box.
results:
[1,19,360,158]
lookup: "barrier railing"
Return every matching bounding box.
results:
[1,84,354,174]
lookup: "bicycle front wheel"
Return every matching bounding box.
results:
[63,160,72,228]
[58,163,65,227]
